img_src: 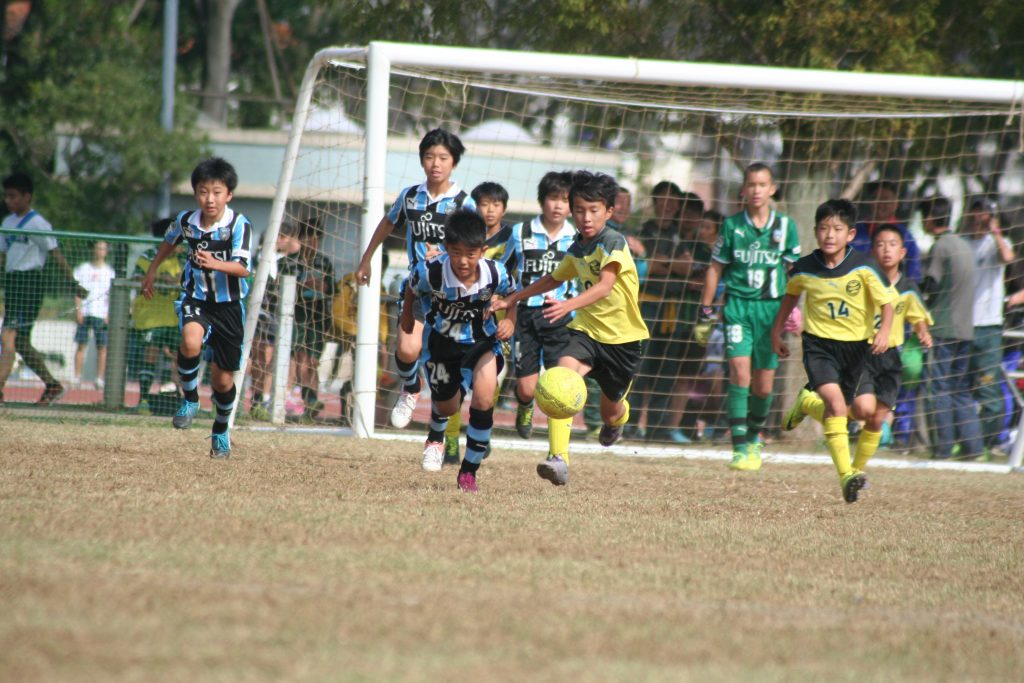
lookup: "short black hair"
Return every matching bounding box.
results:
[679,191,704,216]
[419,128,465,166]
[296,213,323,241]
[650,180,684,200]
[191,157,238,192]
[815,198,857,228]
[863,179,899,198]
[704,209,725,227]
[537,171,573,205]
[444,208,486,248]
[471,181,509,207]
[569,170,618,209]
[150,216,174,239]
[919,196,951,227]
[744,162,775,183]
[3,172,33,195]
[872,223,904,245]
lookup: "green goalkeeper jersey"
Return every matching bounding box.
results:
[712,209,801,300]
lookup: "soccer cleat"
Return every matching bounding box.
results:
[390,391,420,429]
[537,455,569,486]
[172,399,201,429]
[746,442,763,471]
[515,401,534,439]
[668,429,692,444]
[249,402,270,421]
[136,398,152,416]
[729,450,749,471]
[782,388,813,431]
[421,440,444,472]
[457,471,478,493]
[599,423,623,447]
[841,470,868,503]
[37,382,65,406]
[443,434,461,466]
[209,432,231,459]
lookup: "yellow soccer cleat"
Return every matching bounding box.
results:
[783,387,813,431]
[728,450,749,471]
[746,442,763,471]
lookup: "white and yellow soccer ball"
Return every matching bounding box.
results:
[535,367,587,420]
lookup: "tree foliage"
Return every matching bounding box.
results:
[0,1,204,233]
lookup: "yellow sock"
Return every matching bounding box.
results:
[801,392,826,424]
[823,416,852,476]
[852,429,882,471]
[548,417,572,466]
[611,399,630,427]
[445,410,461,441]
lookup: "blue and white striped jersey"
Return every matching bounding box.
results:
[386,182,476,269]
[165,208,252,303]
[507,216,577,308]
[409,254,514,345]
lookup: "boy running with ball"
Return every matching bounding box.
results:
[490,171,648,486]
[405,209,516,487]
[771,199,895,502]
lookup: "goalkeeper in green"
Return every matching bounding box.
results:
[695,163,801,471]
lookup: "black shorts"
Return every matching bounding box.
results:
[423,331,504,403]
[856,347,902,408]
[514,305,571,377]
[563,329,645,402]
[2,269,44,333]
[801,333,869,402]
[294,311,330,358]
[177,297,245,372]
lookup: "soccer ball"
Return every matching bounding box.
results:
[535,367,587,419]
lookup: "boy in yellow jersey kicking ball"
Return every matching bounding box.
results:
[780,223,933,475]
[771,199,895,503]
[489,171,648,485]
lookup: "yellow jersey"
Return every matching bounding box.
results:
[132,246,184,330]
[551,226,649,345]
[872,274,933,348]
[787,247,896,342]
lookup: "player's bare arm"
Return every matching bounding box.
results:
[543,264,618,324]
[871,302,894,355]
[355,215,396,286]
[489,274,559,315]
[771,293,800,358]
[915,320,933,349]
[141,241,178,299]
[700,260,724,307]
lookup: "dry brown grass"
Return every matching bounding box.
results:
[1,419,1022,682]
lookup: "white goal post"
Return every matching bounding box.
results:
[237,41,1024,469]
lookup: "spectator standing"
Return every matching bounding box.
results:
[0,172,85,405]
[852,181,922,282]
[920,196,983,460]
[293,217,335,421]
[963,197,1014,455]
[73,240,116,388]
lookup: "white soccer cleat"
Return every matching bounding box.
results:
[390,391,420,429]
[421,440,444,472]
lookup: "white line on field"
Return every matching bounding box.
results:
[244,426,1019,475]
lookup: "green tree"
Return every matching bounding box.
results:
[0,1,204,233]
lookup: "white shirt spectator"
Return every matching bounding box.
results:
[0,210,58,272]
[74,261,116,319]
[969,233,1009,327]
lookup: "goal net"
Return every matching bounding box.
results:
[244,43,1023,465]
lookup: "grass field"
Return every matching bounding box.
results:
[2,419,1023,682]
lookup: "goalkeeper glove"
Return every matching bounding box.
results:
[694,305,717,347]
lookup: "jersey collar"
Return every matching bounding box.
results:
[188,208,236,232]
[529,215,576,241]
[743,208,775,231]
[416,181,463,203]
[441,254,492,295]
